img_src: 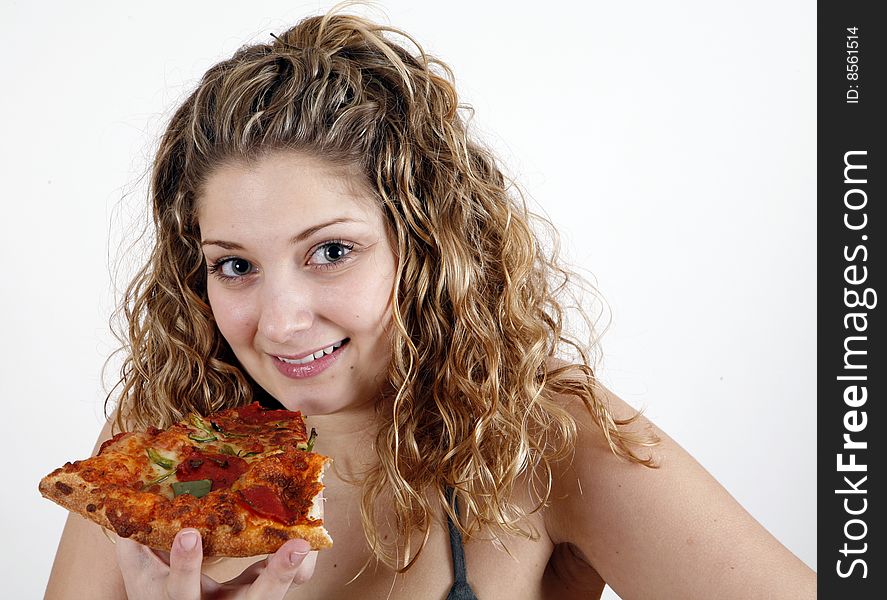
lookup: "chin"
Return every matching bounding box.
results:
[275,396,340,416]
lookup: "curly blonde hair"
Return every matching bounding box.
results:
[107,7,656,570]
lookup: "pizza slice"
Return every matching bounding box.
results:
[39,402,332,556]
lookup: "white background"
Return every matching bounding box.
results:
[1,1,815,597]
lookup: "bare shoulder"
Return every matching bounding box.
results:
[45,418,127,600]
[542,373,816,600]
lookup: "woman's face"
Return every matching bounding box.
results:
[198,151,397,416]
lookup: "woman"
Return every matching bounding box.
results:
[45,9,816,599]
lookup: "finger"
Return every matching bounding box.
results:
[245,539,315,599]
[142,545,225,594]
[149,546,226,589]
[115,536,169,598]
[150,548,171,566]
[222,556,269,587]
[165,529,203,600]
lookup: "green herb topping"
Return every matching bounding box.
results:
[171,479,212,498]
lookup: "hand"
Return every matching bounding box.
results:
[115,529,316,599]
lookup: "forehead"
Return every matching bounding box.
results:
[197,151,379,228]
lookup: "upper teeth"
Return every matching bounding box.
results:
[278,340,344,365]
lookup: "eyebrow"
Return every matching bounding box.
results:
[201,217,364,250]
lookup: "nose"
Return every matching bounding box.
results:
[257,282,314,345]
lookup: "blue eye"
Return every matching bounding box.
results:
[208,257,254,280]
[310,241,354,268]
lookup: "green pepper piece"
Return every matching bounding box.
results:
[147,448,174,470]
[219,444,237,456]
[297,428,317,452]
[189,413,211,432]
[188,413,217,442]
[306,428,317,452]
[142,471,174,489]
[171,479,212,498]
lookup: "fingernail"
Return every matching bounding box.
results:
[288,540,311,566]
[179,530,199,551]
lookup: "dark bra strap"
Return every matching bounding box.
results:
[445,487,469,584]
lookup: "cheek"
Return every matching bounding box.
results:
[207,286,256,342]
[360,249,397,324]
[351,269,395,330]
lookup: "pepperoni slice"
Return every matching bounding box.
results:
[175,450,248,490]
[239,485,294,524]
[236,403,301,425]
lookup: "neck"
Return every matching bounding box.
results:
[304,397,384,487]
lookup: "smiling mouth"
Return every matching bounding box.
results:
[274,339,348,365]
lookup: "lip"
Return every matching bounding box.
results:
[271,339,349,379]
